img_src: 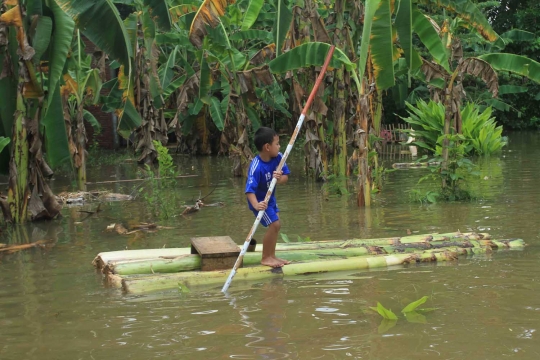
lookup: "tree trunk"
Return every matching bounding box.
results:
[76,103,86,190]
[356,94,371,207]
[7,91,29,223]
[332,67,347,177]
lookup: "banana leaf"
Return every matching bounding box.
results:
[273,0,292,57]
[479,53,540,84]
[32,16,53,65]
[269,42,355,73]
[159,46,179,91]
[241,0,264,30]
[53,0,132,67]
[189,0,236,48]
[412,9,449,72]
[245,104,261,131]
[0,137,10,155]
[199,51,212,104]
[83,110,101,132]
[42,85,71,168]
[416,0,498,42]
[359,0,380,80]
[395,0,412,84]
[46,0,75,109]
[370,0,394,90]
[143,0,171,31]
[209,97,224,131]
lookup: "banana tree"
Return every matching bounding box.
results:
[166,0,295,176]
[55,0,172,164]
[404,11,540,182]
[61,30,102,190]
[127,8,169,164]
[0,0,75,222]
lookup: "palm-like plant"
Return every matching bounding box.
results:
[0,0,75,222]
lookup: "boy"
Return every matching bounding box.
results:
[245,127,291,268]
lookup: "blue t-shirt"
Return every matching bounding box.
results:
[245,153,290,211]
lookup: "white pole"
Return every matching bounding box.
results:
[222,46,336,292]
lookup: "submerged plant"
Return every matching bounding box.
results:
[370,296,435,333]
[139,141,181,219]
[321,174,350,197]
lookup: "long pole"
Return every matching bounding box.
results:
[222,46,336,292]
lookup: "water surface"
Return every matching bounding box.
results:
[1,132,539,359]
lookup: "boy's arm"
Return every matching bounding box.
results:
[247,193,267,211]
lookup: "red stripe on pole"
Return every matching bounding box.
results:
[301,45,335,116]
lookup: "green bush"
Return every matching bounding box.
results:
[400,100,444,154]
[461,104,508,155]
[400,100,507,156]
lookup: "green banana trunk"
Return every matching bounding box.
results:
[8,93,29,223]
[120,246,494,294]
[107,239,510,276]
[93,232,505,270]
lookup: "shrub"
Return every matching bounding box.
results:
[400,100,507,156]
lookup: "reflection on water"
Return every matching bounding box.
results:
[1,132,540,359]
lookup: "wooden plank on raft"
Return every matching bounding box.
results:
[190,236,241,271]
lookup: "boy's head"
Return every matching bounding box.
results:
[254,127,280,156]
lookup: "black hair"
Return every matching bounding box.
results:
[254,127,278,151]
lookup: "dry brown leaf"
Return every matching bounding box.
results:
[189,0,236,48]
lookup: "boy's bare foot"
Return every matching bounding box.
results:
[275,257,291,265]
[261,257,284,268]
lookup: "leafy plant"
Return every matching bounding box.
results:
[370,302,398,320]
[400,100,507,156]
[370,296,435,331]
[139,141,180,219]
[461,104,508,155]
[408,189,440,204]
[321,174,350,197]
[154,140,176,179]
[0,137,10,155]
[399,100,445,154]
[411,133,478,203]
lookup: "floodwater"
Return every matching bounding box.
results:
[1,132,539,359]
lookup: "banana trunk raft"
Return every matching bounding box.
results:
[92,232,525,294]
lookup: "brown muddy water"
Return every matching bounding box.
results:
[1,132,539,359]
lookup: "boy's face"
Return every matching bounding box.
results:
[265,135,280,157]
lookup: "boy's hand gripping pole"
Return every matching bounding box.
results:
[221,46,336,293]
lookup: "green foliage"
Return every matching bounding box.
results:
[321,174,350,197]
[408,189,440,204]
[370,302,398,320]
[476,0,540,130]
[461,104,507,155]
[139,141,180,219]
[399,100,444,154]
[370,296,434,332]
[154,140,176,179]
[0,137,10,155]
[400,100,507,156]
[412,134,479,203]
[401,295,428,313]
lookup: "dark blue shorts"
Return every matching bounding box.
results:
[252,205,279,227]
